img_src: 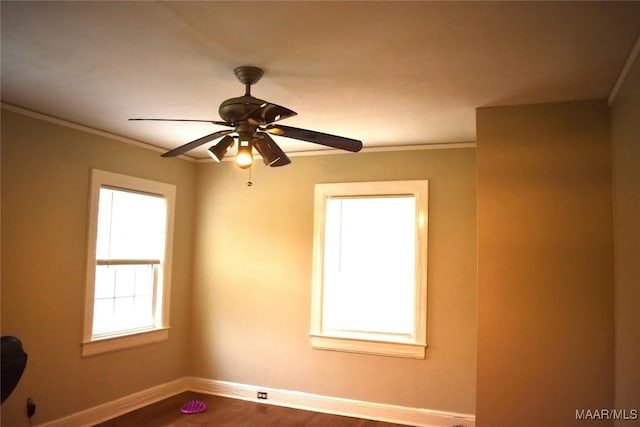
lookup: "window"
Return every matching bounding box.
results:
[82,169,175,356]
[311,180,428,358]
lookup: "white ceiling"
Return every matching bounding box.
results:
[2,1,639,159]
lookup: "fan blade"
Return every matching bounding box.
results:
[241,103,297,125]
[264,124,362,152]
[256,132,291,167]
[271,155,291,167]
[161,130,233,157]
[129,118,231,127]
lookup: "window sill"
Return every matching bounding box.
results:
[82,327,169,357]
[310,334,426,359]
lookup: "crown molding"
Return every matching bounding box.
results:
[2,102,475,163]
[0,102,196,162]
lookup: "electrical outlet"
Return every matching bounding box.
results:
[257,391,268,400]
[27,397,36,418]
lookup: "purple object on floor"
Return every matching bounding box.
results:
[180,399,207,414]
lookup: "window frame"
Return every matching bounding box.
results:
[310,180,429,359]
[82,169,176,357]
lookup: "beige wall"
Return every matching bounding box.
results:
[2,75,634,425]
[476,101,614,426]
[610,53,640,421]
[2,109,477,421]
[4,94,631,425]
[191,148,478,414]
[0,110,196,425]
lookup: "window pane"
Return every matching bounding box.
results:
[93,264,156,335]
[94,266,115,299]
[114,297,135,329]
[92,185,165,336]
[134,265,154,296]
[96,188,167,260]
[323,196,416,335]
[133,296,153,325]
[93,299,114,335]
[114,266,135,297]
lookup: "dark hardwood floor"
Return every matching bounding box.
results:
[95,392,409,427]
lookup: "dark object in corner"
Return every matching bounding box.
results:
[1,336,28,404]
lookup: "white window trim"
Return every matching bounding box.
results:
[82,169,176,357]
[310,180,428,359]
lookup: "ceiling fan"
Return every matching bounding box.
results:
[130,66,363,169]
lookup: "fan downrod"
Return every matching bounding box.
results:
[234,66,263,95]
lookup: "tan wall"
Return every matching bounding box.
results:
[191,148,477,414]
[0,110,196,425]
[476,101,614,426]
[610,54,640,422]
[1,107,477,419]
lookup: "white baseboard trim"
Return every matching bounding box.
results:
[39,376,475,427]
[38,377,190,427]
[186,377,476,427]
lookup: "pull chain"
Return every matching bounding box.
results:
[247,167,253,187]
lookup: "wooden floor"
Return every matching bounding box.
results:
[95,392,409,427]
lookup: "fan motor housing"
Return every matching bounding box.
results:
[219,95,266,124]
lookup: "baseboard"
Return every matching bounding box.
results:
[39,376,475,427]
[38,377,190,427]
[187,377,476,427]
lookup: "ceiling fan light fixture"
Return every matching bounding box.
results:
[254,137,280,166]
[235,139,254,169]
[139,66,363,163]
[208,135,235,162]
